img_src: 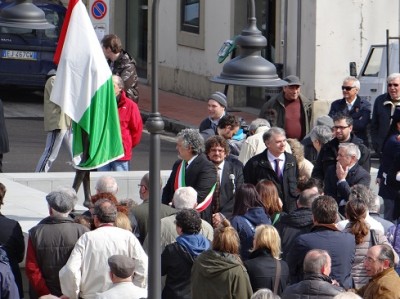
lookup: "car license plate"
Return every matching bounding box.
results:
[1,50,37,60]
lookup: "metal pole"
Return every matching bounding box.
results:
[146,0,164,298]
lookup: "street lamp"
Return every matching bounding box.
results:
[210,0,286,87]
[0,0,55,29]
[146,0,164,298]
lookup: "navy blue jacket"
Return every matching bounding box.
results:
[328,96,371,146]
[230,207,271,260]
[286,224,356,289]
[371,93,394,155]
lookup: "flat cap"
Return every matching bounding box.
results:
[108,255,135,278]
[283,75,302,86]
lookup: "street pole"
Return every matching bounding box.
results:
[146,0,164,298]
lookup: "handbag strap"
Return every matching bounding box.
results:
[241,216,255,233]
[370,229,378,246]
[273,259,281,295]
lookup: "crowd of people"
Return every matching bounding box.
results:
[2,34,400,298]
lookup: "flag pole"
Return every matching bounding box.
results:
[146,0,164,297]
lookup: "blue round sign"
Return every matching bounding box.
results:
[91,0,107,20]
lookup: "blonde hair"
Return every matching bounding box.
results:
[213,219,240,255]
[252,225,282,259]
[286,138,305,163]
[115,212,132,232]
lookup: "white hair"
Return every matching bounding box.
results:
[172,187,197,209]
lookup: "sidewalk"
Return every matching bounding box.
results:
[138,82,259,134]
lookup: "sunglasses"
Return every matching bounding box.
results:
[388,83,399,87]
[341,86,356,91]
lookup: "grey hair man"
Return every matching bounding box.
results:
[282,249,344,298]
[60,199,148,298]
[132,172,175,244]
[95,175,118,195]
[371,73,400,156]
[238,118,271,165]
[324,143,371,214]
[26,187,89,298]
[162,128,217,224]
[244,127,299,213]
[328,76,371,146]
[309,125,334,154]
[357,245,400,298]
[336,184,385,233]
[148,187,213,252]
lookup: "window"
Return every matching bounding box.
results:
[361,47,384,77]
[177,0,204,49]
[181,0,199,34]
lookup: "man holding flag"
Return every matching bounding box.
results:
[50,0,124,206]
[162,128,217,224]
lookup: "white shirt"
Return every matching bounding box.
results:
[59,226,148,299]
[337,213,384,234]
[267,151,286,173]
[95,282,147,299]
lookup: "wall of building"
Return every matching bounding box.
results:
[147,0,234,102]
[283,0,400,107]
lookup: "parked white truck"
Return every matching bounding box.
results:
[351,33,400,108]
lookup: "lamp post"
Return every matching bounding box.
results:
[210,0,286,88]
[146,0,164,298]
[0,0,54,29]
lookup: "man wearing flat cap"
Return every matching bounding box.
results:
[26,187,89,299]
[199,91,228,132]
[259,75,312,140]
[95,255,147,299]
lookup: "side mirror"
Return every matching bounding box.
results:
[349,62,357,77]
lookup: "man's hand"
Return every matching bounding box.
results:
[336,162,348,181]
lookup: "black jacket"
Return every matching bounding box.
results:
[328,96,371,146]
[0,214,24,298]
[281,273,344,299]
[312,133,370,181]
[28,216,89,298]
[243,150,299,213]
[371,93,393,155]
[161,243,195,299]
[244,249,289,295]
[216,158,243,219]
[324,163,371,206]
[162,154,217,222]
[275,208,314,260]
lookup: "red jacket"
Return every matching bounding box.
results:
[118,90,143,161]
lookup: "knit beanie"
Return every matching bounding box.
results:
[209,91,227,108]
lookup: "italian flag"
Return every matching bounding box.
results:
[50,0,124,169]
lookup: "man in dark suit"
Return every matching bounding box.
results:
[328,76,371,146]
[324,142,371,215]
[162,128,217,223]
[243,127,299,213]
[204,135,243,223]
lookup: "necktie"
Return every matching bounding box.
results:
[274,158,282,181]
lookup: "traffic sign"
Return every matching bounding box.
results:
[91,0,107,20]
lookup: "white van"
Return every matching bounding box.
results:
[352,42,399,108]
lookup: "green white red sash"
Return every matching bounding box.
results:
[174,160,217,212]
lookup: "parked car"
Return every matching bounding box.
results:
[0,0,66,88]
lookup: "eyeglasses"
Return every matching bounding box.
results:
[363,256,382,263]
[341,86,356,91]
[388,83,399,87]
[138,184,147,189]
[333,125,350,130]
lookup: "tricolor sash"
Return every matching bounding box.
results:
[174,160,217,212]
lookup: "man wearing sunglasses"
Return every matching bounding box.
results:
[328,76,371,146]
[371,73,400,157]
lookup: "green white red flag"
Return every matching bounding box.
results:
[50,0,123,169]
